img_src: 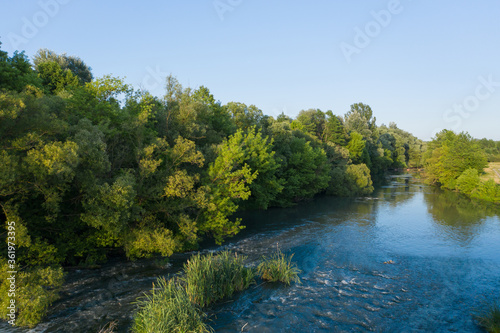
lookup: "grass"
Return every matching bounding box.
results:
[132,277,212,333]
[257,249,301,285]
[481,162,500,184]
[475,302,500,333]
[132,249,300,332]
[182,251,255,307]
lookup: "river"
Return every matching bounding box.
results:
[2,173,500,332]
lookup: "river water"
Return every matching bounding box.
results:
[2,174,500,332]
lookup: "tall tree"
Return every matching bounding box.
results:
[33,49,93,84]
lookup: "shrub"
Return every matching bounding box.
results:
[132,277,212,333]
[257,249,301,285]
[182,251,255,307]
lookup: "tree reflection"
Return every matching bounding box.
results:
[423,187,500,245]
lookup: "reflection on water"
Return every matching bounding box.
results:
[1,173,499,332]
[424,186,499,246]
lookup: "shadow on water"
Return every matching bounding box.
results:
[2,173,500,332]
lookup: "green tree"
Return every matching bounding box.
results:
[269,122,330,206]
[0,42,42,92]
[33,48,93,84]
[425,130,487,189]
[36,60,79,94]
[324,110,347,145]
[225,102,263,131]
[346,131,366,163]
[295,108,326,139]
[201,130,260,243]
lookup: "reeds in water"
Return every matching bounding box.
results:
[475,302,500,333]
[132,277,212,333]
[257,249,301,285]
[182,251,255,308]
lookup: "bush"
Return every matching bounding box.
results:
[257,249,301,285]
[182,251,255,307]
[132,277,212,333]
[474,301,500,333]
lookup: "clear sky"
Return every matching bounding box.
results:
[1,0,499,140]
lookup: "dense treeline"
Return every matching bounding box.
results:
[0,44,424,326]
[424,130,500,204]
[477,138,500,162]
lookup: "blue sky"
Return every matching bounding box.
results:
[1,0,499,140]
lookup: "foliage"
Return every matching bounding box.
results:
[478,138,500,162]
[0,42,42,92]
[132,277,212,333]
[425,130,487,189]
[33,48,93,84]
[269,122,330,205]
[257,249,301,285]
[346,131,366,164]
[201,130,259,243]
[182,251,255,308]
[36,60,80,94]
[0,259,64,328]
[327,164,374,196]
[225,101,263,131]
[424,130,500,204]
[378,123,425,169]
[455,168,481,197]
[344,103,376,141]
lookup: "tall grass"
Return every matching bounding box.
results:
[132,249,300,332]
[132,277,212,333]
[257,249,301,285]
[182,251,255,307]
[475,302,500,333]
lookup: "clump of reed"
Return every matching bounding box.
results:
[257,248,301,285]
[475,301,500,333]
[182,251,255,307]
[132,249,300,332]
[132,277,212,333]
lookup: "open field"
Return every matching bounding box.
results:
[482,162,500,184]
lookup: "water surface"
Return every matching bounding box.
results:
[210,174,500,332]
